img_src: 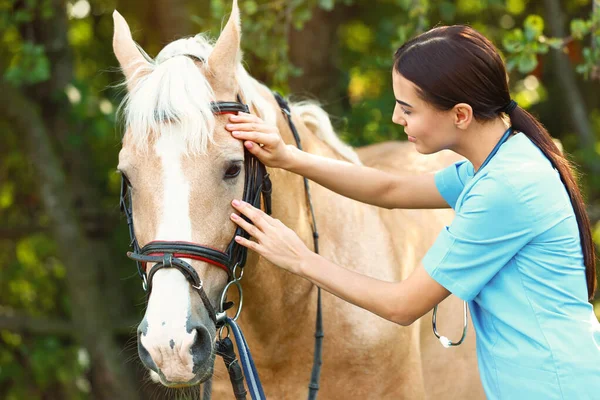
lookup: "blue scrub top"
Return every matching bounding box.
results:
[423,132,600,399]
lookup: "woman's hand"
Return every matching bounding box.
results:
[230,199,311,275]
[226,112,292,169]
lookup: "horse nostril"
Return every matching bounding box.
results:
[138,332,159,373]
[188,326,213,374]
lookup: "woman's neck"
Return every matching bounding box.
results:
[452,118,511,173]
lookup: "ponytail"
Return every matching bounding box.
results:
[508,106,597,300]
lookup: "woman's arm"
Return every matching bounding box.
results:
[230,200,451,325]
[227,113,450,209]
[299,251,450,325]
[286,146,449,209]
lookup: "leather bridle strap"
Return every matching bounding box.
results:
[138,241,231,276]
[127,251,219,325]
[212,102,249,115]
[273,92,323,400]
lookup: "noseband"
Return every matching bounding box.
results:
[120,98,272,326]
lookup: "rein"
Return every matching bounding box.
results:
[120,92,323,399]
[273,92,323,400]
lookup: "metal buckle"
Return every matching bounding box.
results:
[192,279,203,291]
[218,324,231,340]
[218,280,243,322]
[142,274,148,292]
[232,262,244,281]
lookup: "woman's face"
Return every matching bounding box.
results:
[391,70,457,154]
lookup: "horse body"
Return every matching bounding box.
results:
[113,1,483,397]
[208,87,483,398]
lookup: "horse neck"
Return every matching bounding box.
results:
[239,96,335,330]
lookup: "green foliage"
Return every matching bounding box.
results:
[4,42,50,85]
[1,0,55,86]
[0,335,89,400]
[502,15,551,74]
[502,9,599,77]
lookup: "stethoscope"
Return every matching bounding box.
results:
[432,127,513,348]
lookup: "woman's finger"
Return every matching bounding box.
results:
[233,235,262,253]
[231,200,274,229]
[229,112,262,123]
[244,140,268,155]
[231,130,277,146]
[230,212,264,239]
[226,122,276,135]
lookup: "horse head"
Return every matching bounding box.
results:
[113,0,273,386]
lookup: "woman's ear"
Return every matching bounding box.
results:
[452,103,473,130]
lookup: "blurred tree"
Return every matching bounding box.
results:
[1,0,139,398]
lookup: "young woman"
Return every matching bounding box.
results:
[225,25,600,399]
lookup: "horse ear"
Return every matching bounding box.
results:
[207,0,241,97]
[112,10,151,90]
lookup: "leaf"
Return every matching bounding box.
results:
[506,0,526,15]
[506,56,518,72]
[530,40,548,54]
[545,37,564,50]
[502,28,525,53]
[518,53,537,73]
[13,10,33,23]
[318,0,335,11]
[3,42,50,86]
[244,1,258,15]
[396,0,413,11]
[570,19,589,40]
[524,15,544,41]
[293,8,312,30]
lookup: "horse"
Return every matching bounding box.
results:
[112,1,484,398]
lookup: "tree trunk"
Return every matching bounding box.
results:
[4,0,140,398]
[123,0,193,51]
[288,5,350,116]
[148,0,192,44]
[1,82,140,400]
[543,0,595,148]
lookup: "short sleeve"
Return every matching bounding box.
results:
[423,175,536,301]
[435,160,473,209]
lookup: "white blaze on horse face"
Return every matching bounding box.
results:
[139,129,197,381]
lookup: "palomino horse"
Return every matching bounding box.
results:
[113,1,484,398]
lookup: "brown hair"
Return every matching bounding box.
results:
[394,25,596,300]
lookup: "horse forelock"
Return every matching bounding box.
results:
[119,34,276,154]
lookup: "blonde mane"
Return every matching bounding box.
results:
[119,34,276,154]
[120,33,360,163]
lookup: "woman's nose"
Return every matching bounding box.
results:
[393,113,407,126]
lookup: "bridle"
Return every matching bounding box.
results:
[120,91,323,400]
[119,98,272,327]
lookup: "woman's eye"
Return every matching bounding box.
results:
[402,108,412,115]
[224,163,242,179]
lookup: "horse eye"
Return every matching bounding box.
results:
[224,163,242,179]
